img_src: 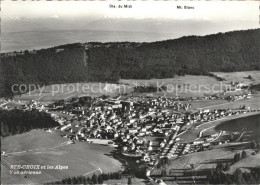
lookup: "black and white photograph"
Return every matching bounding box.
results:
[0,1,260,184]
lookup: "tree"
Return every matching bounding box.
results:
[127,177,132,185]
[237,153,241,161]
[97,174,103,184]
[161,169,167,177]
[252,139,257,149]
[81,176,87,184]
[67,177,72,184]
[114,172,120,179]
[234,168,245,184]
[72,176,78,184]
[102,173,108,180]
[234,153,241,162]
[110,173,115,179]
[225,162,230,171]
[24,50,29,55]
[242,150,247,159]
[247,75,253,80]
[216,161,223,170]
[87,177,91,184]
[91,174,98,184]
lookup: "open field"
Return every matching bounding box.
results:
[2,130,68,153]
[105,177,146,185]
[13,82,133,103]
[13,74,223,102]
[179,112,260,143]
[187,99,229,110]
[186,95,260,112]
[1,130,123,184]
[151,147,256,176]
[120,75,229,97]
[226,153,260,174]
[12,73,260,103]
[212,71,260,86]
[215,114,260,134]
[152,148,242,175]
[203,113,260,139]
[1,100,26,109]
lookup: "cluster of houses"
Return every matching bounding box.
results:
[138,97,191,111]
[225,93,252,102]
[22,100,46,110]
[1,91,258,173]
[0,99,48,111]
[0,99,8,107]
[47,97,191,156]
[1,50,37,58]
[161,142,210,159]
[45,96,257,166]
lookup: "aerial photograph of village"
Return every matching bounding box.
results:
[0,1,260,185]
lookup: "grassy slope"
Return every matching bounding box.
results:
[226,153,260,174]
[1,130,122,184]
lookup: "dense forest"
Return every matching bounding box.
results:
[0,45,86,97]
[0,109,59,137]
[87,29,260,81]
[1,29,259,97]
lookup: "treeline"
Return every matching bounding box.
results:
[208,162,260,184]
[250,84,260,93]
[45,172,125,185]
[1,29,259,97]
[208,150,260,184]
[0,109,59,137]
[1,45,86,97]
[87,29,260,82]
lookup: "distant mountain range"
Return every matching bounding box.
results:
[2,17,256,35]
[0,29,259,97]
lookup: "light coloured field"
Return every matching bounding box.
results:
[207,95,260,110]
[188,99,228,110]
[1,130,123,184]
[1,101,26,108]
[188,95,260,111]
[2,130,68,153]
[13,73,260,103]
[105,178,146,185]
[13,82,133,103]
[120,75,229,97]
[212,71,260,86]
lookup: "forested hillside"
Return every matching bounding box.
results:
[1,44,87,97]
[0,109,59,137]
[1,29,259,97]
[87,29,260,81]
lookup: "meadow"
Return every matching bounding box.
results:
[179,112,260,143]
[13,82,133,103]
[120,75,228,98]
[1,130,123,184]
[212,71,260,86]
[226,153,260,174]
[13,72,260,103]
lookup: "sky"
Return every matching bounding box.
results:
[1,1,259,34]
[2,1,259,21]
[1,1,259,52]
